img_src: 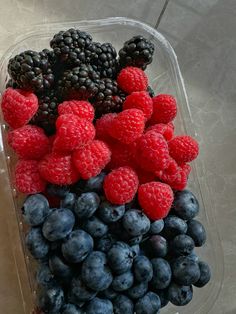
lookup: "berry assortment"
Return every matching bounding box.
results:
[0,29,211,314]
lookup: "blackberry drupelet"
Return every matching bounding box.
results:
[8,50,55,92]
[58,64,100,100]
[147,86,155,97]
[6,79,18,89]
[118,35,155,70]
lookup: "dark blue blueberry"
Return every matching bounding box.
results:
[167,283,193,306]
[22,194,50,226]
[135,292,161,314]
[36,264,55,287]
[173,190,199,220]
[62,230,93,263]
[131,244,140,257]
[107,241,134,274]
[38,285,64,313]
[100,287,118,300]
[122,209,150,237]
[74,192,100,219]
[61,303,84,314]
[187,219,206,247]
[86,297,113,314]
[133,255,153,282]
[150,219,164,235]
[84,171,106,192]
[47,184,70,198]
[155,289,169,308]
[113,294,134,314]
[42,208,75,241]
[171,256,200,285]
[98,201,125,223]
[149,235,168,257]
[68,276,97,303]
[194,261,211,287]
[60,193,76,210]
[25,227,49,259]
[171,234,195,256]
[151,258,172,289]
[126,282,148,299]
[82,216,108,238]
[128,235,143,246]
[95,233,116,253]
[163,215,188,239]
[112,271,134,292]
[49,255,73,284]
[82,251,113,291]
[188,251,199,263]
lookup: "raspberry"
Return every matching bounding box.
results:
[95,113,117,142]
[15,160,46,194]
[1,88,38,129]
[8,125,50,160]
[168,135,199,163]
[73,140,111,179]
[56,114,81,129]
[39,153,79,185]
[123,91,153,120]
[138,182,174,220]
[136,130,170,172]
[135,167,156,184]
[58,100,94,121]
[53,115,95,153]
[170,170,188,191]
[146,123,174,141]
[180,163,191,176]
[117,67,148,94]
[107,141,137,170]
[104,166,139,205]
[149,94,177,125]
[109,109,145,144]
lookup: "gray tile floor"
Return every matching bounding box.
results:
[0,0,235,313]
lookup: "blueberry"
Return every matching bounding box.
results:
[188,251,199,263]
[82,216,108,238]
[25,227,49,260]
[135,292,161,314]
[98,201,125,223]
[172,256,200,285]
[60,193,76,210]
[100,287,118,300]
[150,219,164,235]
[68,276,97,303]
[38,285,64,313]
[122,209,150,237]
[85,297,113,314]
[171,234,195,256]
[131,244,140,257]
[113,294,134,314]
[112,271,134,292]
[149,235,168,257]
[128,235,143,246]
[133,255,153,282]
[36,264,55,287]
[74,192,100,219]
[22,194,50,226]
[47,184,70,198]
[84,171,106,192]
[162,215,188,239]
[167,283,193,306]
[61,303,84,314]
[62,230,93,263]
[42,208,75,241]
[82,251,113,291]
[107,241,134,274]
[187,219,206,247]
[194,261,211,287]
[95,233,116,252]
[151,258,172,289]
[173,190,199,220]
[155,289,169,308]
[49,255,73,284]
[126,281,148,299]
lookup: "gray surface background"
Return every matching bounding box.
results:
[0,0,235,313]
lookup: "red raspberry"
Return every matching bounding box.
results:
[58,100,94,122]
[149,94,177,125]
[136,130,170,172]
[138,182,174,220]
[95,113,117,142]
[135,167,156,184]
[73,140,111,179]
[168,135,199,163]
[53,116,95,153]
[146,123,174,141]
[1,88,38,129]
[123,91,153,120]
[168,121,175,130]
[117,67,148,94]
[104,166,139,205]
[109,109,145,144]
[15,160,46,194]
[8,125,50,160]
[107,141,137,170]
[170,169,188,191]
[180,163,191,176]
[56,114,81,129]
[39,153,79,185]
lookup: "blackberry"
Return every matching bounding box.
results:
[89,42,118,78]
[118,35,155,70]
[6,79,18,89]
[147,86,155,97]
[8,50,55,92]
[58,64,99,100]
[50,28,92,67]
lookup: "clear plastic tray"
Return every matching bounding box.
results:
[0,17,223,314]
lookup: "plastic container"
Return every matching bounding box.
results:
[0,17,223,314]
